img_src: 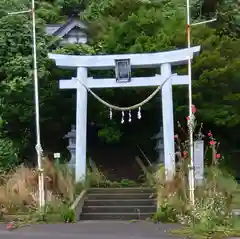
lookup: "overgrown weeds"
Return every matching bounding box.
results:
[151,161,240,237]
[86,159,141,188]
[151,108,240,238]
[0,156,142,225]
[0,157,77,219]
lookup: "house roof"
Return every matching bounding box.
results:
[46,24,63,27]
[50,18,88,37]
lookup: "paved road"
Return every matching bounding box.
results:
[0,221,183,239]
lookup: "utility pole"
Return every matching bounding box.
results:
[186,0,216,205]
[8,0,45,210]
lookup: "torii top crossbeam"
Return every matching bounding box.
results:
[48,46,200,69]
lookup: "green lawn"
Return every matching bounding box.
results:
[232,186,240,209]
[170,225,240,239]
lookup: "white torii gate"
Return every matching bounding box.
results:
[49,46,200,182]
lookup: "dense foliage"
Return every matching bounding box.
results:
[0,0,239,168]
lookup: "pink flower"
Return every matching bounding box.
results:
[216,154,221,159]
[7,222,14,230]
[209,140,215,146]
[183,151,188,157]
[192,105,197,114]
[208,131,212,137]
[186,116,190,121]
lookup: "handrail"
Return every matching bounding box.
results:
[70,189,87,221]
[135,156,154,186]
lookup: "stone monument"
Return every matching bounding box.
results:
[64,125,76,168]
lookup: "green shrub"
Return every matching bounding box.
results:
[45,201,75,223]
[152,200,178,223]
[0,137,19,172]
[118,179,138,187]
[60,205,75,223]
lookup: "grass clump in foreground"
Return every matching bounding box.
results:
[0,158,79,225]
[0,156,142,227]
[151,163,240,238]
[150,116,240,238]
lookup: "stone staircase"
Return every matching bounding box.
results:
[80,188,156,220]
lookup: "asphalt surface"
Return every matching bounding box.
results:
[0,221,183,239]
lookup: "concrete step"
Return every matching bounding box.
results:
[80,212,153,220]
[89,188,155,194]
[82,205,156,213]
[87,193,153,200]
[84,199,156,207]
[79,187,156,221]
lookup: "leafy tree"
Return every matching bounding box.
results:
[0,137,19,171]
[192,0,240,36]
[54,0,86,17]
[0,0,239,166]
[0,2,69,159]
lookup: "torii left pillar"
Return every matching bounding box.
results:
[75,67,88,181]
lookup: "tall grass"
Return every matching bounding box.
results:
[152,159,239,234]
[86,159,139,188]
[0,158,76,215]
[0,157,141,216]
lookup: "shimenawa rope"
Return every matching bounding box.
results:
[76,75,172,111]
